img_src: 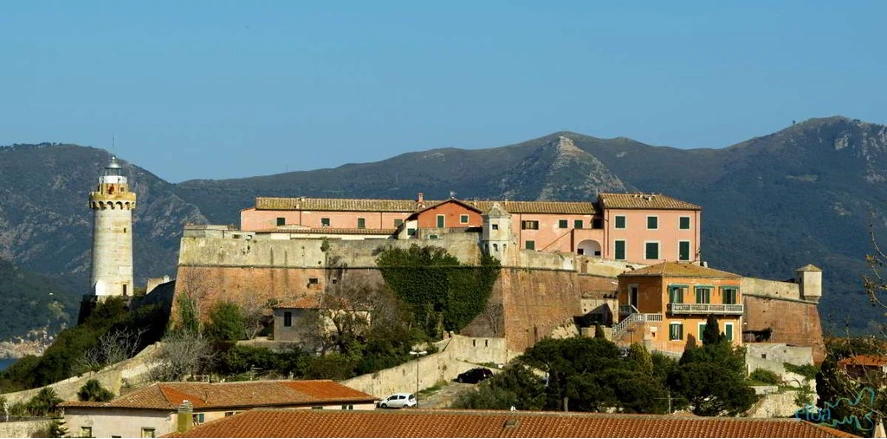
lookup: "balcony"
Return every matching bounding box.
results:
[668,303,744,315]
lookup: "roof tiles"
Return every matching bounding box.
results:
[165,409,857,438]
[255,197,599,215]
[620,262,741,279]
[599,193,702,210]
[60,380,376,411]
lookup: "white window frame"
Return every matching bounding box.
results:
[698,322,707,340]
[614,215,627,229]
[436,214,445,228]
[724,322,734,342]
[646,215,659,230]
[643,241,660,260]
[614,239,626,260]
[669,322,683,341]
[678,240,691,261]
[679,216,691,230]
[459,214,469,224]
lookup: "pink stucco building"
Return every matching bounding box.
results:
[239,192,701,264]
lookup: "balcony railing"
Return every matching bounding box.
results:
[619,305,639,316]
[668,303,744,315]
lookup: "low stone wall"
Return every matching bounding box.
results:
[746,343,813,377]
[340,335,515,400]
[0,344,161,406]
[0,419,52,438]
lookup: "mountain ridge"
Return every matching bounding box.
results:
[1,115,886,338]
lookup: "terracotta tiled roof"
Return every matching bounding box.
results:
[59,380,376,411]
[620,262,741,279]
[839,354,887,368]
[257,197,421,212]
[465,200,597,215]
[255,197,598,215]
[164,409,857,438]
[251,227,397,235]
[599,193,701,210]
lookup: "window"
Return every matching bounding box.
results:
[722,287,738,305]
[724,322,734,342]
[394,218,403,227]
[407,228,416,236]
[140,428,155,438]
[321,218,330,227]
[574,219,583,229]
[525,240,535,250]
[460,214,469,224]
[341,404,354,410]
[276,217,285,226]
[283,311,292,327]
[679,241,691,261]
[695,287,711,304]
[647,216,658,230]
[614,215,626,229]
[521,220,539,230]
[644,242,659,260]
[558,219,568,228]
[669,323,683,341]
[308,278,319,286]
[698,323,707,340]
[668,286,685,304]
[312,406,323,410]
[436,215,445,228]
[123,284,127,296]
[193,413,205,425]
[357,218,366,229]
[81,426,93,438]
[614,240,626,260]
[679,216,691,230]
[491,223,499,230]
[225,411,236,417]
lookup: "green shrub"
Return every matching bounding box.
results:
[749,368,781,385]
[77,379,114,402]
[783,363,819,380]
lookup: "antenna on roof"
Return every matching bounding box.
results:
[449,191,456,199]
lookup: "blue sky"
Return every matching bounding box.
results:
[1,1,885,182]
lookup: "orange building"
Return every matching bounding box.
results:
[615,262,743,354]
[239,192,701,264]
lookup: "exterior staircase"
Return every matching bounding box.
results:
[611,312,663,345]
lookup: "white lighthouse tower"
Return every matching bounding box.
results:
[88,157,137,297]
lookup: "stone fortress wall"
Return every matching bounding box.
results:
[175,225,826,356]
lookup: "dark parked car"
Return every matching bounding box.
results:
[455,367,493,384]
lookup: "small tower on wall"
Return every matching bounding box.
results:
[481,202,515,265]
[88,157,137,298]
[796,264,822,303]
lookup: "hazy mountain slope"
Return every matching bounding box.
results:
[4,117,887,339]
[0,144,210,292]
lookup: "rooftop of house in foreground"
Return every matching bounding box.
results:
[164,408,856,438]
[59,380,376,411]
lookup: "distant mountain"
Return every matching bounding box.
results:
[0,143,209,297]
[2,116,886,339]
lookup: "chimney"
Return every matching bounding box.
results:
[177,401,194,433]
[417,193,424,203]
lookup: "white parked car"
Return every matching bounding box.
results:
[377,393,417,409]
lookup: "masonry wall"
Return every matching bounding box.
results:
[0,419,52,438]
[743,294,825,364]
[340,335,514,401]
